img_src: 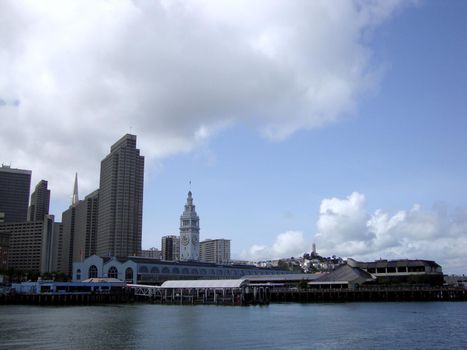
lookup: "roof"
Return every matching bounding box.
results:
[243,274,322,282]
[81,278,125,284]
[161,279,247,289]
[316,264,374,283]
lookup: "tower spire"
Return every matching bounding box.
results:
[72,172,79,205]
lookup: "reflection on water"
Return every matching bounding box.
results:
[0,302,466,350]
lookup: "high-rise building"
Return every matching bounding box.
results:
[0,165,31,223]
[0,215,58,274]
[61,204,76,276]
[72,189,99,263]
[96,134,144,257]
[200,239,231,264]
[0,231,9,271]
[179,191,200,261]
[28,180,50,221]
[161,235,180,261]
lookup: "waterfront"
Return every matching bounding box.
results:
[0,303,466,349]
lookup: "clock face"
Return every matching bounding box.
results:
[192,235,199,245]
[181,234,190,246]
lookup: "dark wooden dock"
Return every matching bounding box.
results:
[270,287,467,303]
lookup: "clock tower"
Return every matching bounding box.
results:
[179,191,200,261]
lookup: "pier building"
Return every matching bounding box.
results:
[72,255,291,284]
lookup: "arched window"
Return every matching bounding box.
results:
[162,267,170,274]
[76,269,81,280]
[172,267,180,274]
[182,268,189,275]
[125,268,133,283]
[139,266,149,274]
[88,265,98,278]
[108,266,118,279]
[210,269,216,275]
[200,269,207,275]
[216,270,222,276]
[191,268,199,275]
[151,266,160,274]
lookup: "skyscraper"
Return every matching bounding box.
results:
[96,134,144,257]
[161,235,180,261]
[72,189,99,262]
[0,165,31,223]
[179,191,200,261]
[28,180,50,221]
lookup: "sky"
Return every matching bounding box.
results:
[1,1,466,273]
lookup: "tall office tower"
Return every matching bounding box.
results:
[28,180,50,221]
[0,165,31,223]
[200,239,231,264]
[0,231,9,271]
[72,189,99,263]
[161,235,180,261]
[96,134,144,257]
[61,175,80,276]
[179,191,200,261]
[0,215,57,274]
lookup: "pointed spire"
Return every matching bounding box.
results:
[72,172,79,205]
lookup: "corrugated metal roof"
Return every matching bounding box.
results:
[243,274,322,282]
[161,279,247,289]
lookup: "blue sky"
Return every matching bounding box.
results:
[1,1,466,273]
[143,2,467,269]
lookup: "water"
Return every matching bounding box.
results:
[0,303,466,349]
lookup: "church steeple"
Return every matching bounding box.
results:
[72,172,79,206]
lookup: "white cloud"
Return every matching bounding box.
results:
[0,0,410,198]
[314,192,467,274]
[241,230,310,261]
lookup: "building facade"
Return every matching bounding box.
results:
[27,180,50,222]
[0,231,9,271]
[200,239,231,264]
[161,235,180,261]
[96,134,144,257]
[0,216,58,274]
[142,247,161,259]
[0,165,31,223]
[72,189,99,263]
[180,191,200,261]
[73,255,290,284]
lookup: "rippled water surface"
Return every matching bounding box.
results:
[0,302,466,349]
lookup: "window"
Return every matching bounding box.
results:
[151,266,160,274]
[182,268,189,275]
[108,266,118,279]
[162,267,170,274]
[88,265,98,278]
[125,268,133,282]
[76,269,81,280]
[139,266,149,274]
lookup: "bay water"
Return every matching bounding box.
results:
[0,302,466,349]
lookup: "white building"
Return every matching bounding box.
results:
[200,239,230,264]
[179,191,200,261]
